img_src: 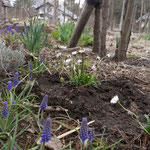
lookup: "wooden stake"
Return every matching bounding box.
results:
[67,2,95,48]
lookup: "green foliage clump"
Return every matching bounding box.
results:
[57,50,100,87]
[145,35,150,40]
[79,27,93,46]
[52,22,75,44]
[144,114,150,133]
[21,19,48,55]
[0,40,25,71]
[72,71,99,87]
[51,22,93,46]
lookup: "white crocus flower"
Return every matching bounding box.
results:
[72,51,77,55]
[110,95,119,104]
[77,59,82,64]
[107,53,111,58]
[65,59,71,64]
[56,52,62,58]
[79,49,85,53]
[97,56,100,60]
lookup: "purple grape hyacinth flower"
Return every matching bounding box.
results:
[40,54,44,63]
[79,118,88,143]
[14,25,17,31]
[88,128,95,142]
[4,28,8,34]
[12,30,15,35]
[8,81,12,90]
[13,146,17,150]
[6,25,10,30]
[12,101,16,109]
[1,101,8,117]
[40,117,51,143]
[40,95,48,110]
[13,72,19,86]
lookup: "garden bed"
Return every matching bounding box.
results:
[13,71,150,149]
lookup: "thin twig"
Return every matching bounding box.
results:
[23,102,67,111]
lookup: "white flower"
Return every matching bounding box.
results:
[97,56,100,60]
[91,65,96,71]
[107,53,111,58]
[56,52,62,58]
[73,65,76,71]
[65,59,71,63]
[79,49,85,53]
[77,59,82,64]
[67,54,71,58]
[72,51,77,55]
[110,95,119,104]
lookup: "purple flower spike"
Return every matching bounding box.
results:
[12,30,15,35]
[13,72,19,86]
[40,95,48,110]
[40,54,44,63]
[9,25,12,31]
[14,25,17,31]
[40,117,51,143]
[79,118,88,143]
[29,71,32,81]
[13,146,17,150]
[4,28,8,34]
[88,128,95,142]
[6,25,10,30]
[1,101,8,117]
[29,63,32,70]
[12,101,16,109]
[28,63,32,81]
[8,81,12,90]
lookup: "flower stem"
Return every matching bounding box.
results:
[118,102,150,135]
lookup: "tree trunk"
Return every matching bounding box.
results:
[63,1,66,23]
[119,0,126,31]
[67,2,94,48]
[139,0,144,33]
[132,0,138,32]
[78,0,81,18]
[54,0,58,24]
[0,0,3,20]
[93,6,101,54]
[100,0,109,57]
[109,0,114,30]
[44,0,46,22]
[114,0,135,62]
[143,13,150,32]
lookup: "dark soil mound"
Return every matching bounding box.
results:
[34,72,150,149]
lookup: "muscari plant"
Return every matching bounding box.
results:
[0,69,52,149]
[0,74,121,149]
[0,72,35,149]
[1,25,20,46]
[21,19,48,55]
[79,118,95,147]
